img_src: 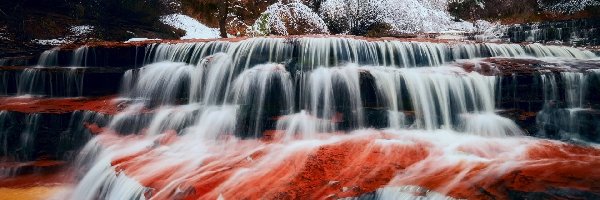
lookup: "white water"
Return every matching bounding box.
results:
[144,38,597,70]
[52,38,600,199]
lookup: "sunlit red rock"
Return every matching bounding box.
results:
[0,96,120,114]
[89,130,600,200]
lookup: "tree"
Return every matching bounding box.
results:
[217,0,230,37]
[320,0,456,35]
[320,0,384,35]
[250,1,329,35]
[190,0,246,38]
[538,0,600,13]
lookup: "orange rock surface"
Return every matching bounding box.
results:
[0,96,120,114]
[99,131,600,200]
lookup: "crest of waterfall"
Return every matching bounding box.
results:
[10,45,91,96]
[37,48,60,66]
[452,43,527,59]
[119,70,135,95]
[66,67,85,96]
[296,38,448,68]
[364,66,496,130]
[71,46,90,67]
[561,72,586,108]
[19,114,40,161]
[525,43,597,59]
[16,67,85,97]
[229,63,294,137]
[189,53,236,105]
[540,71,559,102]
[145,38,292,69]
[539,70,595,108]
[143,38,597,71]
[17,68,48,96]
[122,62,195,105]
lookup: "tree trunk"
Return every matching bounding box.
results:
[218,0,229,38]
[219,17,227,38]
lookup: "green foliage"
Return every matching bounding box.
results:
[249,13,272,36]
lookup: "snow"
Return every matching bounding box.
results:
[473,20,506,42]
[70,25,94,36]
[251,2,329,36]
[31,24,95,45]
[32,39,70,45]
[160,14,221,39]
[320,0,470,34]
[125,38,162,43]
[538,0,600,13]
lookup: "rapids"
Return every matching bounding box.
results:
[1,37,599,199]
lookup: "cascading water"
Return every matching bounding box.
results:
[5,45,91,97]
[536,68,600,140]
[299,66,364,131]
[143,38,597,70]
[1,37,600,200]
[38,48,60,67]
[71,46,90,67]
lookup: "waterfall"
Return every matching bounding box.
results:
[300,66,364,131]
[540,71,559,102]
[0,111,12,159]
[16,67,86,97]
[0,71,7,95]
[367,66,497,130]
[536,69,600,139]
[189,53,236,105]
[3,37,600,200]
[71,46,90,67]
[144,38,597,70]
[37,48,60,66]
[230,63,294,137]
[561,72,586,108]
[122,62,195,105]
[19,114,41,161]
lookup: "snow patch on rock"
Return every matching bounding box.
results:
[125,38,162,43]
[160,14,221,39]
[32,39,71,45]
[70,25,94,36]
[32,25,95,45]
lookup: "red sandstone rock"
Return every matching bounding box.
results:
[96,131,600,200]
[0,96,120,114]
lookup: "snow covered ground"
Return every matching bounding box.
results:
[32,25,95,45]
[125,38,162,43]
[160,14,221,39]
